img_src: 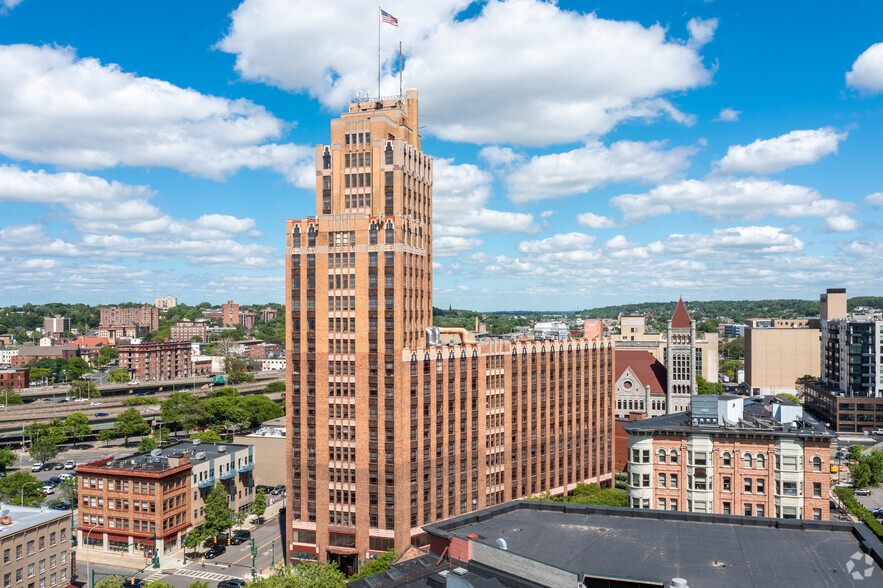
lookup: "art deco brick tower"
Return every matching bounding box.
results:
[285,91,614,573]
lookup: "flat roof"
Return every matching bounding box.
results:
[91,440,251,472]
[423,501,883,587]
[0,504,69,536]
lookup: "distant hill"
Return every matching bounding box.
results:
[579,299,822,324]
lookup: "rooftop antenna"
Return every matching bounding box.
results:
[399,41,403,99]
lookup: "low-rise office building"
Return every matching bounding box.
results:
[234,418,285,488]
[623,394,832,521]
[0,505,73,588]
[0,368,30,390]
[76,440,255,560]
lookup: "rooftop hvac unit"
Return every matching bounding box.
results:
[150,449,162,457]
[218,445,227,453]
[194,452,206,460]
[192,439,202,446]
[452,567,469,576]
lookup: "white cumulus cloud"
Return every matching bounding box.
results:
[517,233,596,254]
[715,107,740,122]
[687,17,718,48]
[713,127,847,174]
[846,42,883,94]
[649,226,804,256]
[0,44,312,180]
[576,212,619,229]
[506,140,696,204]
[610,177,856,225]
[863,192,883,206]
[220,0,713,145]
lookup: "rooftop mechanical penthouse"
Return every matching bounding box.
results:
[284,90,615,573]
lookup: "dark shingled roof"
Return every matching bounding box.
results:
[614,349,666,394]
[670,297,692,329]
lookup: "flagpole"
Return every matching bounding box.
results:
[399,41,403,99]
[378,6,381,99]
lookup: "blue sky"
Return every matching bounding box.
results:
[1,1,882,311]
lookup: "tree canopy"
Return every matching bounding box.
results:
[113,408,150,445]
[203,482,234,536]
[0,472,43,506]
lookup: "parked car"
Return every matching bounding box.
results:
[48,477,63,485]
[95,412,109,417]
[854,488,872,496]
[49,502,71,510]
[31,462,44,472]
[54,398,68,403]
[59,473,74,481]
[145,408,157,413]
[205,545,226,559]
[64,460,76,470]
[89,401,102,406]
[128,380,141,386]
[53,463,63,470]
[218,581,247,588]
[270,485,285,495]
[41,486,55,495]
[74,397,88,402]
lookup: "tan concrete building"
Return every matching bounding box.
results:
[154,296,178,310]
[744,325,821,394]
[285,91,614,573]
[0,505,73,588]
[624,395,832,521]
[235,418,286,488]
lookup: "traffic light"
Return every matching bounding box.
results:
[226,537,231,545]
[120,550,124,558]
[213,536,217,544]
[130,577,136,585]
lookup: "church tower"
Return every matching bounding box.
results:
[665,298,696,413]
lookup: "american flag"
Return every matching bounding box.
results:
[380,9,398,26]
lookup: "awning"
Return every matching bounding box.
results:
[326,546,358,555]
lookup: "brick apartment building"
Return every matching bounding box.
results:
[99,305,160,332]
[11,345,81,368]
[0,505,73,588]
[239,310,256,331]
[624,395,832,520]
[77,441,255,558]
[221,301,239,327]
[285,90,614,572]
[118,341,191,381]
[169,320,207,342]
[0,368,30,389]
[260,307,278,322]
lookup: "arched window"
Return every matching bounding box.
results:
[369,223,378,245]
[669,450,679,464]
[657,449,667,464]
[385,221,395,244]
[292,226,301,247]
[743,453,753,469]
[812,455,822,472]
[721,452,732,467]
[322,148,331,169]
[756,454,766,469]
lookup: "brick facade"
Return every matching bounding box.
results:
[118,341,192,381]
[284,91,614,572]
[99,305,160,331]
[0,368,30,390]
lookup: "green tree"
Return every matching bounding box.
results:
[58,476,78,504]
[264,381,285,393]
[250,489,267,522]
[251,562,347,588]
[852,459,874,488]
[183,529,205,561]
[719,359,744,381]
[64,412,92,441]
[206,386,239,399]
[97,429,117,446]
[1,386,23,405]
[188,582,208,588]
[138,437,158,452]
[203,482,234,537]
[190,430,223,443]
[227,370,255,384]
[720,336,745,360]
[778,393,801,405]
[69,379,101,399]
[0,446,16,471]
[99,345,119,360]
[162,391,204,434]
[0,471,43,506]
[26,421,66,445]
[94,576,125,588]
[113,408,150,446]
[240,394,284,427]
[849,445,865,462]
[348,549,397,580]
[29,437,59,464]
[143,581,175,588]
[29,367,52,382]
[61,357,92,380]
[696,374,724,395]
[108,369,131,384]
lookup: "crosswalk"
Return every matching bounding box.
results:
[174,568,239,582]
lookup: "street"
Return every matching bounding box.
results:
[81,514,285,588]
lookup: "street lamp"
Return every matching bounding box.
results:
[85,524,101,588]
[21,481,41,506]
